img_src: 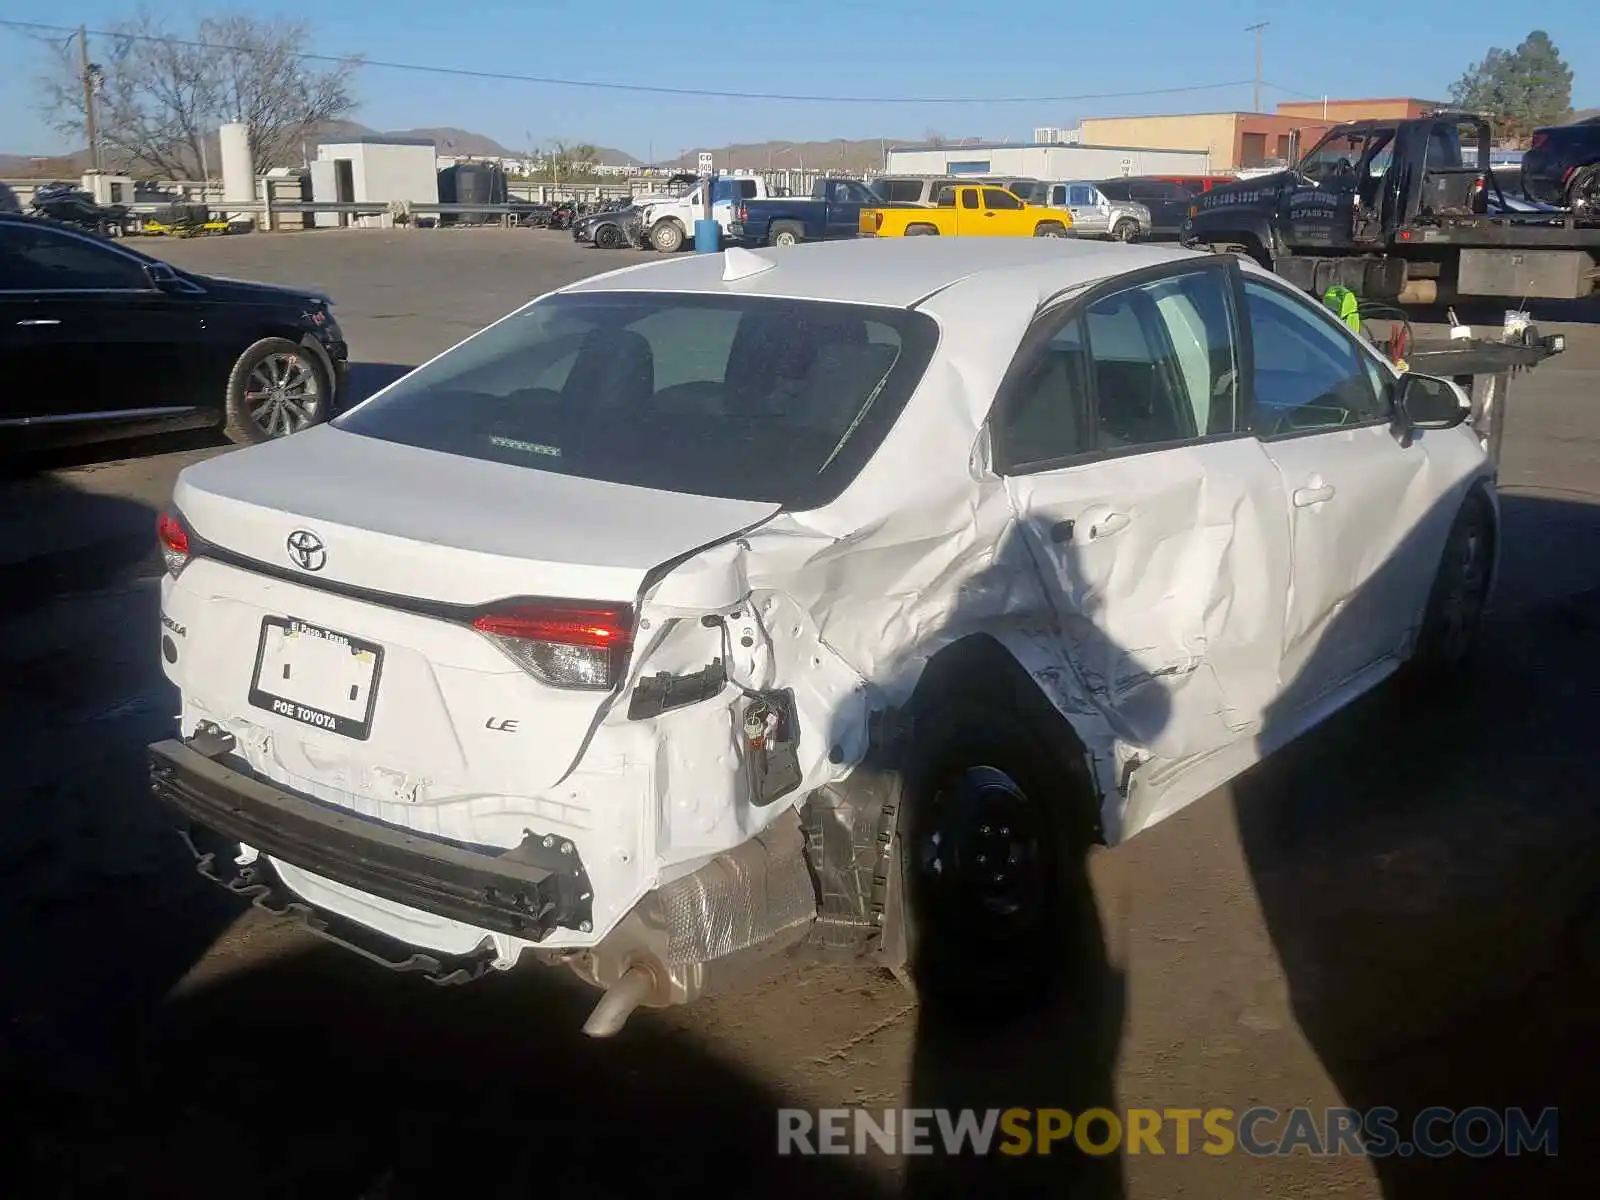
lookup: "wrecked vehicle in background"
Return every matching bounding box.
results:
[149,239,1497,1035]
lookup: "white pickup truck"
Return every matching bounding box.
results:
[635,176,771,252]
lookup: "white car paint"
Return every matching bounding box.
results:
[157,238,1492,1018]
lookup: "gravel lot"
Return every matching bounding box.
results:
[3,228,1597,1198]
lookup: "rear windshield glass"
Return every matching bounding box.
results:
[335,292,939,508]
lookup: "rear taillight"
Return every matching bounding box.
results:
[737,203,747,222]
[472,603,633,690]
[157,511,190,576]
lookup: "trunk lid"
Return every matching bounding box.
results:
[174,424,778,605]
[166,425,776,803]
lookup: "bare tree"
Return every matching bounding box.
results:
[35,9,359,178]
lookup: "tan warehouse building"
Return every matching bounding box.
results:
[1076,99,1444,170]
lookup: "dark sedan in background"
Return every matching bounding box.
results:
[1522,116,1600,213]
[1,214,348,454]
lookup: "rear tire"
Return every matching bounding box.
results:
[1034,221,1068,238]
[649,220,684,253]
[769,221,803,248]
[223,337,330,445]
[594,223,622,249]
[898,687,1095,1016]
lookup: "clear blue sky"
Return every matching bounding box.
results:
[1,0,1595,160]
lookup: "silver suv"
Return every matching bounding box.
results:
[1039,181,1150,241]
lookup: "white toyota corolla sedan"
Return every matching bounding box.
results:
[150,239,1494,1033]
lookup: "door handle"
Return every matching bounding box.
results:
[1293,484,1336,507]
[1087,511,1130,539]
[16,318,61,327]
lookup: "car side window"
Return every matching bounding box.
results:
[1243,280,1387,435]
[1085,271,1239,448]
[936,185,958,207]
[1001,269,1239,468]
[1067,184,1095,206]
[960,189,980,210]
[0,224,149,291]
[1097,180,1130,201]
[983,188,1022,210]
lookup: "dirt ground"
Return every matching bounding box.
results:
[3,229,1597,1198]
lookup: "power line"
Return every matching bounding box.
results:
[2,18,1268,106]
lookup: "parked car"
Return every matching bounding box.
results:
[0,181,19,214]
[1095,177,1195,237]
[1038,181,1151,241]
[727,177,878,247]
[869,175,965,206]
[146,238,1491,1036]
[1522,115,1600,212]
[572,203,640,249]
[974,176,1045,203]
[0,213,348,452]
[860,183,1071,237]
[636,176,770,252]
[1149,174,1238,193]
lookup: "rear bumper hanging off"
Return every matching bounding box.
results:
[148,732,594,942]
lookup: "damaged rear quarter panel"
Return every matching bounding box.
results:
[613,282,1138,895]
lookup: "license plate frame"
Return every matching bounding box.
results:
[247,616,384,740]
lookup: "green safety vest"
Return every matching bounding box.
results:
[1322,285,1362,334]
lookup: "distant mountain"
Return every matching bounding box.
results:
[1573,106,1600,123]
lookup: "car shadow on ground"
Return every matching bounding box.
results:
[1233,491,1600,1196]
[0,474,162,615]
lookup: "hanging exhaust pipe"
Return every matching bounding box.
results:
[581,961,659,1038]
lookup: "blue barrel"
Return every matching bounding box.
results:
[694,218,720,252]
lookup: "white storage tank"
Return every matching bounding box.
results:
[219,122,256,210]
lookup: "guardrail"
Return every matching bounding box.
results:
[119,199,592,232]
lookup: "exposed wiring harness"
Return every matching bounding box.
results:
[1357,301,1414,369]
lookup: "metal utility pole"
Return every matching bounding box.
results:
[1245,21,1268,114]
[78,25,101,171]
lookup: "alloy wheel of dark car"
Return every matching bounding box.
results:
[595,224,622,249]
[247,353,321,437]
[223,337,328,444]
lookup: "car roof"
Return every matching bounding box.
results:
[560,237,1205,310]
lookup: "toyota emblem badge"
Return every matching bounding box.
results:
[286,529,327,572]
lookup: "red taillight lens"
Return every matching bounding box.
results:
[471,604,633,690]
[157,511,190,576]
[737,203,747,222]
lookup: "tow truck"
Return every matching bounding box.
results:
[1181,111,1600,306]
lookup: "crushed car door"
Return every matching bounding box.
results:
[1240,275,1439,716]
[995,260,1290,768]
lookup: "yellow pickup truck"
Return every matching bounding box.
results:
[859,183,1072,238]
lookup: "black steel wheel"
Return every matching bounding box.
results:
[594,223,622,249]
[898,691,1094,1014]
